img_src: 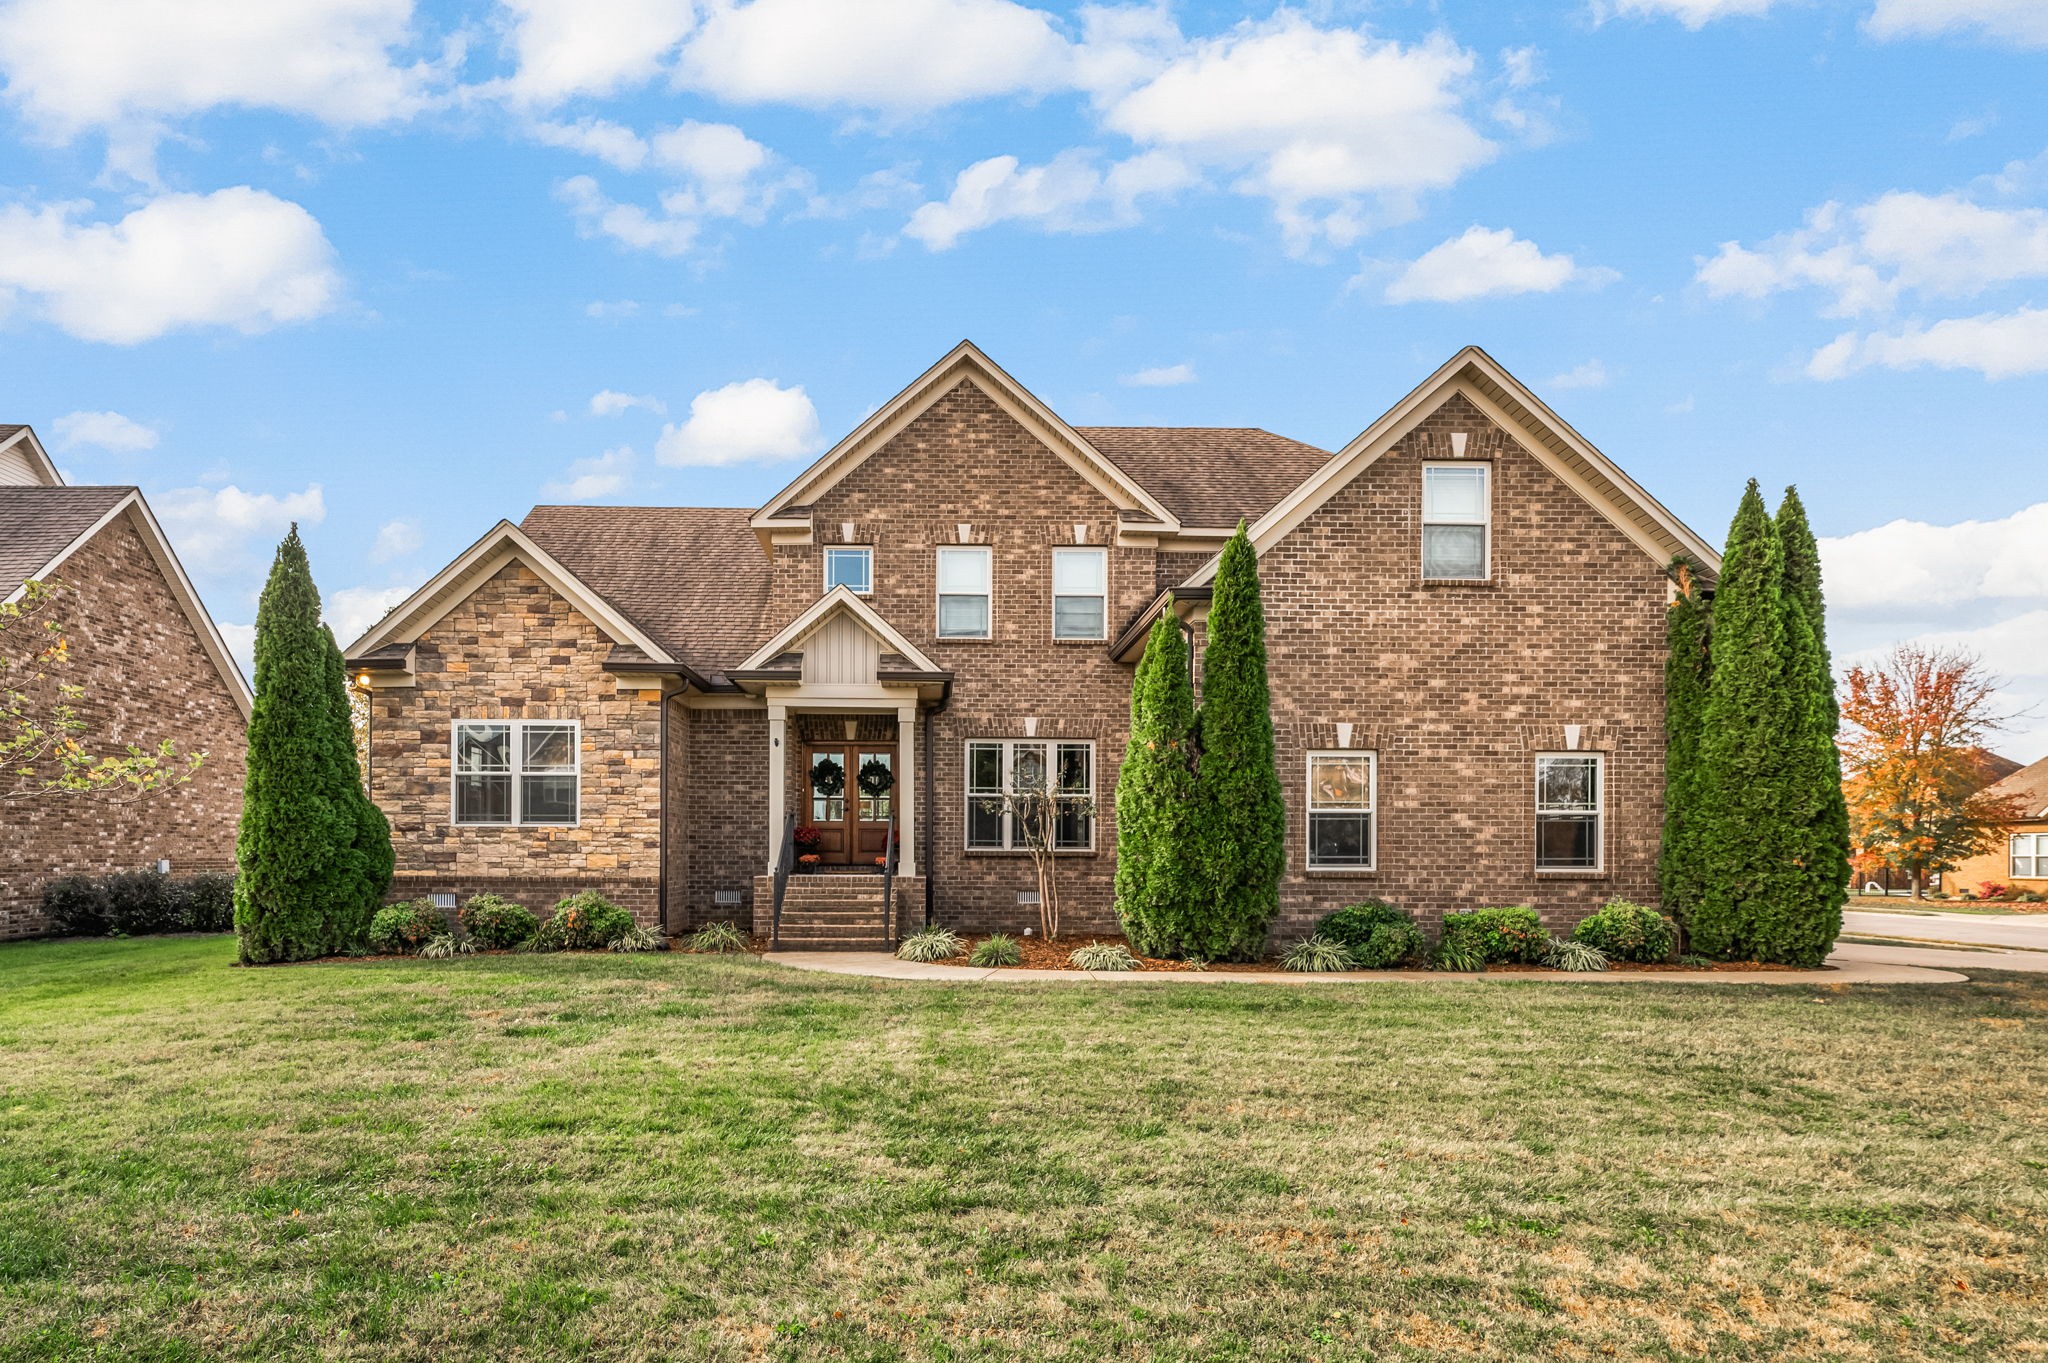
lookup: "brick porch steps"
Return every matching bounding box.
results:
[772,875,893,951]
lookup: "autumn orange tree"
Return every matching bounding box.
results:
[1839,645,2025,899]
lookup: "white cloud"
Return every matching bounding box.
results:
[1122,362,1196,387]
[554,121,804,256]
[1547,359,1610,390]
[1866,0,2048,47]
[369,518,422,563]
[655,378,822,466]
[496,0,696,107]
[528,117,651,171]
[155,483,326,571]
[217,621,255,676]
[556,175,702,256]
[677,0,1071,114]
[1821,502,2048,612]
[1100,17,1494,253]
[904,149,1194,250]
[541,445,634,500]
[0,188,341,344]
[1382,226,1604,304]
[325,583,413,646]
[1590,0,1784,28]
[585,299,640,319]
[1806,306,2048,380]
[51,410,158,453]
[590,389,665,417]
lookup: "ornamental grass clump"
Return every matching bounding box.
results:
[1432,937,1486,973]
[968,934,1022,967]
[609,923,664,953]
[1069,942,1139,971]
[457,893,538,949]
[529,893,635,952]
[1571,899,1675,963]
[1439,906,1551,965]
[1281,934,1356,973]
[368,899,444,954]
[687,921,750,954]
[418,933,477,959]
[896,927,963,962]
[1543,938,1609,973]
[1314,900,1425,968]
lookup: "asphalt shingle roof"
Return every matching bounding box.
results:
[1983,755,2048,821]
[0,485,134,597]
[1077,427,1331,528]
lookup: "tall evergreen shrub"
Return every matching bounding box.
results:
[1772,487,1850,964]
[1191,526,1286,961]
[1689,483,1806,961]
[1658,560,1712,929]
[325,626,394,943]
[1115,607,1200,956]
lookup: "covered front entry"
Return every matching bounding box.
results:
[802,741,896,867]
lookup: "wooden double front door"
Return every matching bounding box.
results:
[804,743,896,866]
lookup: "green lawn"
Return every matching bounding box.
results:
[2,937,2045,1362]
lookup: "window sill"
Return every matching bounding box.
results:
[1534,868,1608,879]
[935,635,996,644]
[1303,866,1378,876]
[1418,577,1498,589]
[962,848,1100,859]
[1052,635,1108,645]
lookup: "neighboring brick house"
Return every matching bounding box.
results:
[1948,756,2048,898]
[346,343,1718,948]
[0,424,253,938]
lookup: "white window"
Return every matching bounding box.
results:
[1306,751,1376,869]
[964,739,1094,851]
[823,545,872,595]
[1422,463,1491,580]
[936,546,991,638]
[1535,753,1601,870]
[1052,548,1107,640]
[2013,832,2048,879]
[453,720,579,825]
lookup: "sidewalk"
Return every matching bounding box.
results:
[766,951,1965,986]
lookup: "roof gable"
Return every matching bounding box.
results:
[0,425,62,488]
[1983,754,2048,820]
[737,586,943,676]
[752,341,1179,539]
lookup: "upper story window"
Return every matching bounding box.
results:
[1307,751,1376,869]
[1422,464,1491,580]
[936,546,991,638]
[454,720,579,825]
[824,545,872,595]
[965,739,1095,851]
[2013,832,2047,879]
[1535,753,1601,871]
[1052,548,1107,640]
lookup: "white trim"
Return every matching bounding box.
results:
[1420,461,1492,582]
[0,425,62,486]
[343,520,677,666]
[935,545,992,641]
[963,737,1096,853]
[738,584,945,674]
[750,341,1180,534]
[1182,348,1719,588]
[2010,832,2048,880]
[1534,751,1604,873]
[1305,749,1377,872]
[450,718,582,827]
[822,544,873,596]
[1051,546,1108,640]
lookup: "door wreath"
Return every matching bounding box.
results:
[857,757,895,798]
[810,755,846,797]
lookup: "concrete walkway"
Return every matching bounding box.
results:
[768,951,1964,986]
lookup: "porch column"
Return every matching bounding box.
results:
[897,702,918,878]
[766,702,787,871]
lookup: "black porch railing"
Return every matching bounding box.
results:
[769,811,796,950]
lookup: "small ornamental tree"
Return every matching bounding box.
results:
[1773,487,1850,958]
[1115,606,1201,956]
[1658,558,1712,929]
[1191,525,1286,961]
[1689,482,1808,962]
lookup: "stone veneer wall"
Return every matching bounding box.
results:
[369,561,664,926]
[1,515,248,938]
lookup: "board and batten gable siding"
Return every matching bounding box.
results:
[801,611,882,685]
[0,443,44,486]
[1258,390,1668,938]
[368,560,666,926]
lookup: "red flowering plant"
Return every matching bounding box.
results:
[793,824,822,851]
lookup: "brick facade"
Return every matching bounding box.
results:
[1,516,248,938]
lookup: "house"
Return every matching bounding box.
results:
[344,343,1718,949]
[1947,755,2048,897]
[0,425,253,938]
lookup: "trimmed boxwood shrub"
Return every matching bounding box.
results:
[182,874,238,933]
[1571,899,1675,963]
[369,899,445,954]
[1314,900,1425,968]
[104,869,188,935]
[42,870,238,936]
[1440,906,1551,964]
[43,876,113,936]
[530,892,635,952]
[457,893,539,949]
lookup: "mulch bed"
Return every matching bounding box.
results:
[987,934,1284,972]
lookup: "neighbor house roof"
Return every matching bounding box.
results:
[1077,427,1332,529]
[0,485,135,597]
[1981,755,2048,821]
[520,505,773,686]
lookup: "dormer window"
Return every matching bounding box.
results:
[824,545,872,595]
[1422,464,1490,580]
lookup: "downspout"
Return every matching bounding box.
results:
[922,690,951,931]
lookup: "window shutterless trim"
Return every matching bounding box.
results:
[451,718,581,827]
[822,544,873,596]
[962,738,1095,852]
[935,545,992,639]
[2012,831,2048,879]
[1421,461,1492,581]
[1533,751,1602,872]
[1050,547,1107,641]
[1305,749,1377,871]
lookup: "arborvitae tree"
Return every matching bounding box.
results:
[1115,606,1200,956]
[1191,525,1287,961]
[1689,482,1806,961]
[324,626,394,948]
[1658,559,1712,930]
[1772,487,1849,963]
[235,526,366,963]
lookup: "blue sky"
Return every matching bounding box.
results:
[4,0,2047,757]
